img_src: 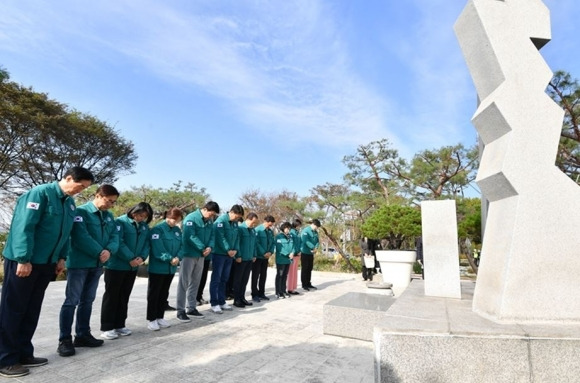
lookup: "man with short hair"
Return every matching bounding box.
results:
[209,205,244,314]
[0,167,94,378]
[58,184,120,355]
[176,201,219,322]
[300,219,321,291]
[251,215,276,302]
[233,213,259,308]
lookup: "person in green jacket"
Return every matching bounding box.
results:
[0,166,94,378]
[57,184,120,358]
[287,218,303,295]
[275,222,295,299]
[232,212,259,308]
[300,219,321,291]
[209,204,244,314]
[100,202,153,340]
[251,215,276,302]
[147,208,184,331]
[176,201,220,322]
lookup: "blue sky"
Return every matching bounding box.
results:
[1,0,579,208]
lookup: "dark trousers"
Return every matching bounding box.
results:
[251,258,269,297]
[233,260,253,302]
[0,260,54,367]
[226,260,235,298]
[147,273,174,321]
[196,258,210,301]
[300,253,314,287]
[100,269,137,331]
[275,263,290,295]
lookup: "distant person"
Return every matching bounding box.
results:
[58,185,120,357]
[275,222,294,299]
[232,213,259,308]
[287,219,303,295]
[360,237,374,281]
[251,215,276,302]
[300,219,321,291]
[209,205,244,314]
[0,167,94,378]
[100,202,153,340]
[147,208,184,331]
[176,201,219,322]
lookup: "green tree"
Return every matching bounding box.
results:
[0,70,137,195]
[361,204,422,250]
[547,70,580,182]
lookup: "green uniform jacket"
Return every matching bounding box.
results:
[236,222,257,261]
[213,213,239,255]
[275,232,294,265]
[300,226,319,255]
[180,209,215,258]
[107,214,150,271]
[67,202,119,269]
[3,181,77,264]
[290,228,301,254]
[148,221,182,275]
[255,224,275,260]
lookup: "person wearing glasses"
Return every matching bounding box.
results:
[0,167,94,378]
[100,202,153,340]
[57,185,120,358]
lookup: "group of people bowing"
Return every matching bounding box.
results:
[0,167,322,378]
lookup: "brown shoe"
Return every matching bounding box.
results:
[0,364,30,378]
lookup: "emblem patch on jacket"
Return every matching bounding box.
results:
[74,216,83,222]
[26,202,40,210]
[152,234,160,239]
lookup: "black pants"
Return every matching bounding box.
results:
[0,260,54,367]
[147,273,174,321]
[226,260,235,297]
[251,258,269,297]
[100,269,137,331]
[233,260,253,302]
[196,258,210,301]
[300,253,314,288]
[275,263,290,295]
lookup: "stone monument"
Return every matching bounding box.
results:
[455,0,580,323]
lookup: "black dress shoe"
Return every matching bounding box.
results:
[233,301,246,308]
[74,333,104,348]
[57,339,75,357]
[308,285,317,290]
[288,291,300,295]
[259,295,270,301]
[165,304,177,311]
[20,356,48,367]
[275,294,285,299]
[241,299,253,306]
[303,286,310,291]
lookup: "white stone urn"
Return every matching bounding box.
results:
[375,250,416,297]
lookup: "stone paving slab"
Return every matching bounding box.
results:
[5,269,375,383]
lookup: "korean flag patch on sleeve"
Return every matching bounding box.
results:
[74,216,83,222]
[186,222,193,226]
[152,234,160,240]
[26,202,40,210]
[217,223,223,228]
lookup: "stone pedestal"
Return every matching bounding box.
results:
[374,280,580,382]
[421,200,461,298]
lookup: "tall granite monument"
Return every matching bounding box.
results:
[455,0,580,323]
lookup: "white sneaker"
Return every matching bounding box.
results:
[148,320,160,331]
[101,330,118,340]
[156,318,171,328]
[220,303,233,311]
[115,327,132,336]
[211,305,223,314]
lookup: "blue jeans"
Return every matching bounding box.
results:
[59,267,103,340]
[209,253,233,306]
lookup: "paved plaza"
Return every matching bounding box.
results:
[5,269,375,382]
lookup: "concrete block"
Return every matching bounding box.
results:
[421,200,461,298]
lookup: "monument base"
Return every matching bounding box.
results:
[375,280,580,382]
